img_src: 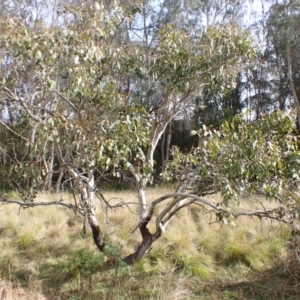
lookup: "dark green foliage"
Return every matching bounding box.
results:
[58,249,104,280]
[165,111,300,220]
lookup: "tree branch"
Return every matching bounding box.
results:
[232,209,292,226]
[151,192,219,210]
[52,90,78,112]
[0,195,83,214]
[0,119,29,142]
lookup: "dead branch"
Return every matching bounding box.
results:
[0,195,83,215]
[233,209,292,226]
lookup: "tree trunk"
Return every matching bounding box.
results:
[43,142,54,192]
[165,121,172,161]
[47,143,55,191]
[55,142,105,252]
[124,217,162,264]
[287,28,300,131]
[161,130,166,172]
[66,166,105,252]
[55,170,63,193]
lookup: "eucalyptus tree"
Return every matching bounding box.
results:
[220,0,300,121]
[128,0,251,165]
[264,0,300,122]
[0,1,271,264]
[199,0,246,28]
[0,1,151,251]
[0,0,65,26]
[168,110,300,229]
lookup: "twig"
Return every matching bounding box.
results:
[52,90,78,111]
[0,119,29,142]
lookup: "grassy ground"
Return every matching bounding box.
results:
[0,187,299,299]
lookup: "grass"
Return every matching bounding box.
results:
[0,187,298,299]
[0,279,46,300]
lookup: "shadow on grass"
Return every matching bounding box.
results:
[39,249,152,300]
[39,250,300,300]
[220,252,300,300]
[8,241,299,300]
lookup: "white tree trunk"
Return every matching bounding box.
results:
[55,142,105,251]
[66,166,105,251]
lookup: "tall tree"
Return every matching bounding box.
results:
[1,1,256,263]
[266,0,300,125]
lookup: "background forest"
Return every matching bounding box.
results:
[1,0,300,299]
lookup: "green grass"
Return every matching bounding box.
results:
[0,188,297,299]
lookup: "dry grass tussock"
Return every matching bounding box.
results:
[0,187,296,299]
[150,273,195,300]
[0,280,46,300]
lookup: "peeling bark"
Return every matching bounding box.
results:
[90,223,105,252]
[55,142,105,253]
[74,173,105,252]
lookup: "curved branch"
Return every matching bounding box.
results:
[162,199,196,223]
[152,193,219,210]
[153,193,219,233]
[131,192,220,234]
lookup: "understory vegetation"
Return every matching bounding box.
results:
[0,187,299,300]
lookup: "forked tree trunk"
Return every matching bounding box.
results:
[124,217,162,264]
[124,176,195,264]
